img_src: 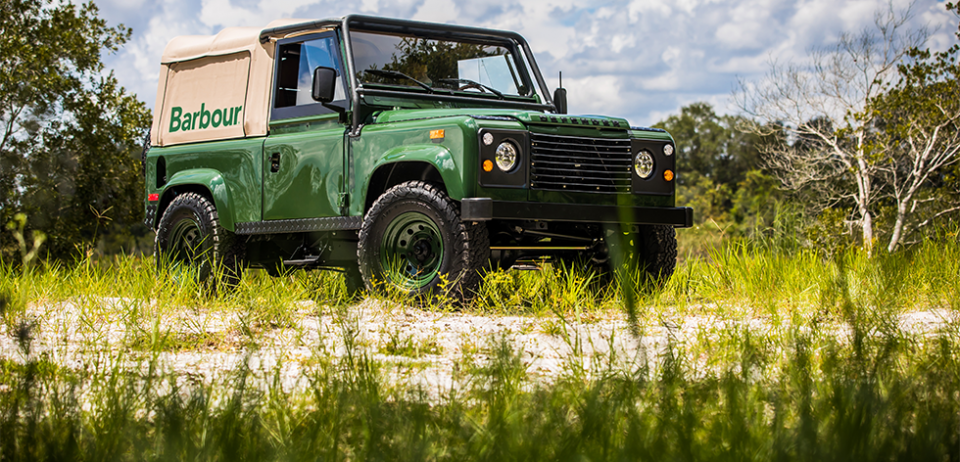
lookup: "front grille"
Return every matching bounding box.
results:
[530,133,632,193]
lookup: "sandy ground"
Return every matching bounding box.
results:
[0,296,956,396]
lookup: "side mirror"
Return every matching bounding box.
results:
[312,66,338,103]
[553,87,567,114]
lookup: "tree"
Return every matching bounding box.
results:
[654,102,782,232]
[654,102,766,188]
[864,3,960,251]
[0,0,150,261]
[735,4,927,253]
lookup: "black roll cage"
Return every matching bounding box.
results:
[260,15,558,135]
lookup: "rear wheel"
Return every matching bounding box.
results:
[155,192,244,288]
[358,181,489,301]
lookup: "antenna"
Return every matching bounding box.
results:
[559,71,563,88]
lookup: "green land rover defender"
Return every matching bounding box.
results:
[143,15,693,298]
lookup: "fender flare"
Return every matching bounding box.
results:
[157,168,236,232]
[365,144,464,202]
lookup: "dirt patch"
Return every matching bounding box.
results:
[1,297,955,395]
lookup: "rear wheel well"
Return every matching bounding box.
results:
[155,185,215,229]
[365,162,446,212]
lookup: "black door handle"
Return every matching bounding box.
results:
[270,152,280,173]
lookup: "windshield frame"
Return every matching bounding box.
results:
[260,15,558,132]
[343,16,554,110]
[350,30,532,99]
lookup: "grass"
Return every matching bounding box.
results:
[1,235,959,460]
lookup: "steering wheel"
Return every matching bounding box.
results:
[458,83,487,93]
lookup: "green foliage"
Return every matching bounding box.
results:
[803,208,856,253]
[0,235,959,459]
[472,264,615,316]
[0,0,151,262]
[655,104,786,226]
[666,5,960,253]
[4,213,46,269]
[857,1,960,250]
[1,255,960,460]
[653,102,771,188]
[655,103,791,255]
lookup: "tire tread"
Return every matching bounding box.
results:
[155,192,244,289]
[358,181,489,302]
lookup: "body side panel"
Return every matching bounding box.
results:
[146,138,264,231]
[348,116,481,216]
[262,121,347,219]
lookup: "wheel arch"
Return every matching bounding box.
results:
[154,169,235,232]
[357,180,489,300]
[364,160,453,213]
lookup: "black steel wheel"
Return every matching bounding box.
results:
[358,181,489,301]
[155,192,244,288]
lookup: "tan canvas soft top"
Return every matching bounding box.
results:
[150,19,316,147]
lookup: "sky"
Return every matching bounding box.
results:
[93,0,958,127]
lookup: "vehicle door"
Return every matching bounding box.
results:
[263,32,349,220]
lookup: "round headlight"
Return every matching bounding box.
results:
[482,132,494,146]
[634,150,655,178]
[663,144,674,156]
[495,142,518,172]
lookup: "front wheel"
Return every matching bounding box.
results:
[603,224,677,287]
[155,192,244,288]
[357,181,489,301]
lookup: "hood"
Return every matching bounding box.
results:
[372,108,631,129]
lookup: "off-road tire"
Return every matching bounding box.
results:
[636,224,677,283]
[358,181,489,302]
[604,224,677,287]
[155,192,244,289]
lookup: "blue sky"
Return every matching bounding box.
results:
[94,0,957,126]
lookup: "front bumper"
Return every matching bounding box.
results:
[461,198,693,228]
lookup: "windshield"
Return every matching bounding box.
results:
[350,30,532,98]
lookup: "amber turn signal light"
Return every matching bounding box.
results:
[483,160,494,172]
[430,129,445,140]
[664,170,674,181]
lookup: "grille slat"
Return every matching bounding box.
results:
[534,167,631,176]
[532,132,628,144]
[532,153,633,163]
[533,172,632,181]
[534,144,627,153]
[530,133,632,193]
[534,160,632,170]
[533,180,631,189]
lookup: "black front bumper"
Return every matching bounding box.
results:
[461,198,693,228]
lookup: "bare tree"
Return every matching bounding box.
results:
[735,3,927,253]
[868,5,960,251]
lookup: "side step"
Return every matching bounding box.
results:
[235,216,362,235]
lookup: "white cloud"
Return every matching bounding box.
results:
[628,0,672,21]
[96,0,958,126]
[96,0,147,11]
[105,0,208,112]
[411,0,459,23]
[198,0,321,28]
